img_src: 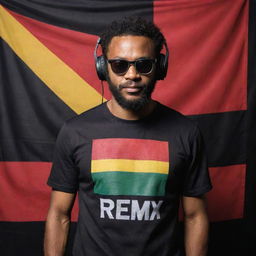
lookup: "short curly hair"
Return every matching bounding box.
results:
[100,16,165,57]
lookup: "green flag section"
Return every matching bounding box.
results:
[91,138,169,196]
[92,172,168,196]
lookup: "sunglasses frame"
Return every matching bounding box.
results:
[107,58,157,75]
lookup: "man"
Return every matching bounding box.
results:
[44,17,212,256]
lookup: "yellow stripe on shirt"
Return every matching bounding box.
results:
[91,159,169,174]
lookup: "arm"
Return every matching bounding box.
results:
[182,195,209,256]
[44,190,76,256]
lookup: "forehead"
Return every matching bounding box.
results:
[107,35,155,59]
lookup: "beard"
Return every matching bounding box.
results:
[106,76,157,112]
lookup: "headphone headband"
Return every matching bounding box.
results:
[94,38,102,63]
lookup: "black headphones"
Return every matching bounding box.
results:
[94,37,169,81]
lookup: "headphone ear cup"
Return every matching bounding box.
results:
[96,56,107,81]
[156,53,168,80]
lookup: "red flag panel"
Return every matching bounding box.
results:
[0,162,78,222]
[153,0,248,115]
[0,162,244,222]
[208,164,246,221]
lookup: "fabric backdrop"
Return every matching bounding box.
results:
[0,0,255,255]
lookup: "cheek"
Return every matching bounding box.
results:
[107,67,123,85]
[142,73,156,85]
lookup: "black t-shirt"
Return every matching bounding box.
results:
[47,102,212,256]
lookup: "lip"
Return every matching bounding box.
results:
[120,82,144,93]
[123,87,142,93]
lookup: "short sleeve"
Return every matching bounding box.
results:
[182,126,212,197]
[47,122,79,193]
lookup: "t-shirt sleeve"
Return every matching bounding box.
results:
[47,122,79,193]
[182,125,212,197]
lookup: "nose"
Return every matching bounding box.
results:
[124,64,141,80]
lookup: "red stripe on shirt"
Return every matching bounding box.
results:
[92,138,169,161]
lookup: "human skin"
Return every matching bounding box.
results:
[106,35,210,256]
[182,195,209,256]
[106,35,158,121]
[44,190,76,256]
[44,35,209,256]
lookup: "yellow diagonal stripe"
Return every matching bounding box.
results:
[91,159,169,174]
[0,6,105,114]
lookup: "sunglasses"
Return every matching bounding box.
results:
[107,58,157,75]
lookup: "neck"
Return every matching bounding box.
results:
[107,98,157,120]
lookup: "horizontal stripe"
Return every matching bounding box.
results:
[208,219,248,255]
[0,162,245,221]
[0,220,247,256]
[0,162,78,221]
[1,110,245,164]
[0,6,103,114]
[91,159,169,174]
[0,1,153,35]
[92,138,169,161]
[207,164,246,222]
[0,222,77,256]
[188,110,246,166]
[92,172,168,196]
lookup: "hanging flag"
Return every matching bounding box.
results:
[0,0,254,255]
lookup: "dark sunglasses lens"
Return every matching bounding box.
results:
[136,59,153,74]
[110,60,128,74]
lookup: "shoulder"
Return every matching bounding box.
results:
[156,102,199,134]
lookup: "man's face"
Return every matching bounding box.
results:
[106,35,157,111]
